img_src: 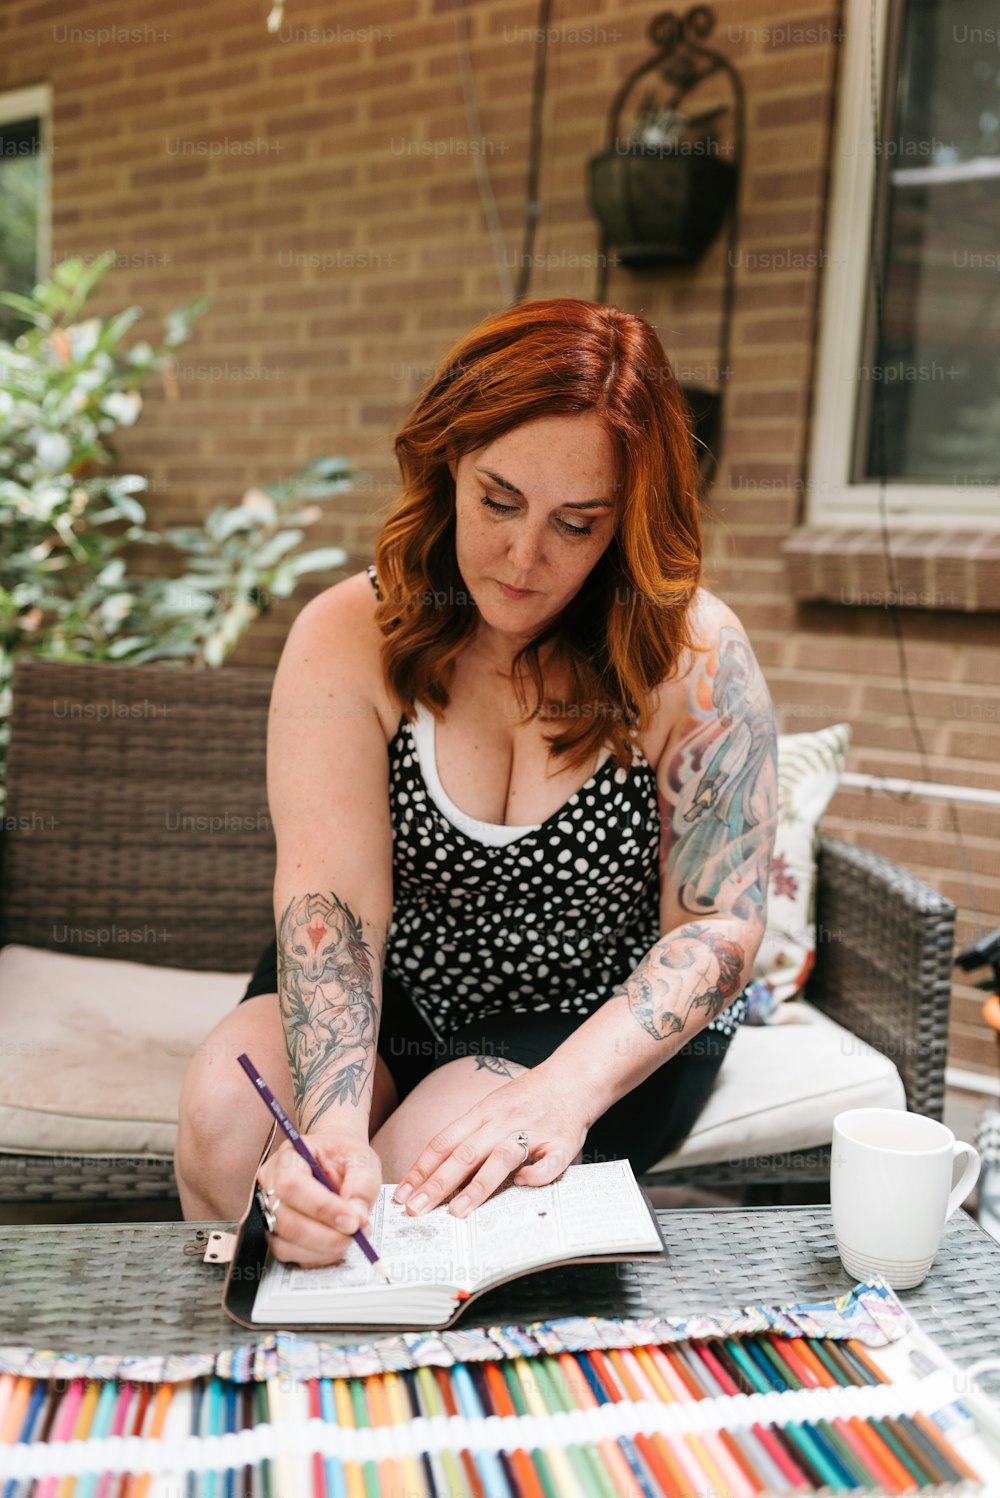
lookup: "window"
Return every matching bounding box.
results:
[807,0,1000,526]
[0,84,51,343]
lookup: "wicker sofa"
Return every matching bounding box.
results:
[0,656,956,1206]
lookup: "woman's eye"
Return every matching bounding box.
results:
[479,495,593,538]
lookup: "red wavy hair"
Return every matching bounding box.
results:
[371,297,703,774]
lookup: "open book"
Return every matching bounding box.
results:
[249,1159,665,1329]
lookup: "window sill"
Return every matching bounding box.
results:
[781,527,1000,611]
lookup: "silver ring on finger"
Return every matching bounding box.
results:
[513,1130,530,1167]
[255,1183,280,1234]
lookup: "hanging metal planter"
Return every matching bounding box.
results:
[590,109,737,268]
[589,7,744,481]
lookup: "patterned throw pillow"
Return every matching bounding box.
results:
[751,722,851,1003]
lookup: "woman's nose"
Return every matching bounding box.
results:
[506,519,546,572]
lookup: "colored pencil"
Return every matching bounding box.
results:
[236,1055,387,1280]
[551,1356,636,1498]
[704,1426,756,1498]
[535,1357,620,1498]
[805,1338,851,1389]
[34,1379,86,1498]
[677,1344,723,1400]
[757,1338,802,1392]
[777,1421,838,1491]
[614,1432,660,1498]
[129,1383,174,1498]
[721,1427,772,1495]
[484,1359,556,1498]
[845,1341,889,1385]
[710,1341,757,1397]
[451,1363,514,1498]
[429,1366,487,1498]
[0,1380,32,1446]
[801,1417,857,1489]
[509,1359,583,1498]
[662,1347,703,1403]
[743,1339,784,1394]
[681,1431,725,1495]
[816,1416,875,1490]
[667,1431,711,1495]
[319,1379,349,1498]
[912,1409,981,1484]
[306,1380,327,1498]
[847,1415,913,1494]
[694,1342,740,1399]
[790,1338,837,1390]
[415,1364,473,1498]
[870,1415,926,1487]
[252,1381,272,1498]
[886,1413,946,1486]
[732,1426,787,1495]
[770,1337,820,1391]
[331,1379,366,1498]
[723,1341,771,1398]
[821,1341,862,1389]
[753,1422,808,1489]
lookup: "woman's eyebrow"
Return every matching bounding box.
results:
[476,466,615,510]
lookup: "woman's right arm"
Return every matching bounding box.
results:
[263,580,394,1261]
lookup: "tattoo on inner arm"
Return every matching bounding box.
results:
[615,923,747,1040]
[277,892,379,1133]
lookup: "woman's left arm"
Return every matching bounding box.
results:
[537,594,778,1121]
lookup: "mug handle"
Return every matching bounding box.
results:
[946,1142,981,1219]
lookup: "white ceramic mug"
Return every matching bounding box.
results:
[831,1107,981,1289]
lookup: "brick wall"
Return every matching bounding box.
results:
[3,0,997,1073]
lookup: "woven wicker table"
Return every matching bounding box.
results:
[2,1206,999,1395]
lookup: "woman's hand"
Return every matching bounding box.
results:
[392,1065,590,1218]
[256,1131,382,1267]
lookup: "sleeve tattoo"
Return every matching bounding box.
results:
[277,892,379,1133]
[623,623,777,1042]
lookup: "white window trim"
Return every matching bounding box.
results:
[0,82,52,284]
[807,0,1000,527]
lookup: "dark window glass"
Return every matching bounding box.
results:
[0,116,43,342]
[857,0,1000,484]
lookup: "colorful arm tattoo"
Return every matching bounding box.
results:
[277,892,380,1134]
[618,619,777,1042]
[659,622,777,929]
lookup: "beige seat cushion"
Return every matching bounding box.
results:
[0,946,906,1168]
[649,999,906,1173]
[0,944,250,1157]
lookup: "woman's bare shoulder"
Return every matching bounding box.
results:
[276,571,401,742]
[641,588,746,751]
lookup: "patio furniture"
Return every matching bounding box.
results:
[0,656,956,1205]
[1,1208,998,1395]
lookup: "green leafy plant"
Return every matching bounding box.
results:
[0,252,353,804]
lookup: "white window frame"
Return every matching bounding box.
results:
[807,0,1000,527]
[0,82,52,285]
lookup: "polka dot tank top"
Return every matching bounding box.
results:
[368,566,747,1043]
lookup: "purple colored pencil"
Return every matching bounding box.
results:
[237,1052,389,1280]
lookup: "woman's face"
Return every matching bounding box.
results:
[450,412,619,649]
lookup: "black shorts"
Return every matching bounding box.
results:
[240,938,732,1175]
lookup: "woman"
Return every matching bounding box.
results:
[174,297,777,1267]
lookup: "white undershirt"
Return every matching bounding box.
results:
[410,701,539,846]
[410,700,613,848]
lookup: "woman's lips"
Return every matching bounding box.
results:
[496,581,535,599]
